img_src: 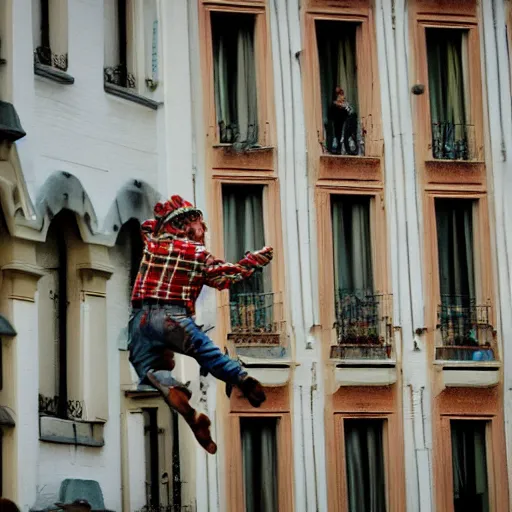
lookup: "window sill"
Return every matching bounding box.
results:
[104,82,162,110]
[34,63,75,85]
[318,154,381,181]
[212,143,274,153]
[39,415,105,447]
[435,362,500,389]
[332,363,397,388]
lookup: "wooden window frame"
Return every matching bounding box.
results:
[199,2,275,150]
[438,416,497,512]
[424,192,494,337]
[211,176,285,338]
[414,17,485,163]
[226,412,293,512]
[316,187,389,351]
[333,413,404,512]
[303,2,383,166]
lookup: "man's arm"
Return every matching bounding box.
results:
[203,247,273,291]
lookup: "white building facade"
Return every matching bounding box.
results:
[0,0,511,511]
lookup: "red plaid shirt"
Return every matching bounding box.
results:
[131,219,270,314]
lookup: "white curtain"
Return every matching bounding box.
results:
[345,420,387,512]
[331,196,373,294]
[213,13,258,147]
[435,199,475,302]
[451,421,489,512]
[241,418,278,512]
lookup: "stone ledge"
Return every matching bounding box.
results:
[334,365,397,388]
[34,63,75,85]
[437,365,500,389]
[104,82,162,110]
[39,415,104,447]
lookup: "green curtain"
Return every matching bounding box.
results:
[427,29,469,159]
[212,13,258,148]
[345,419,387,512]
[317,21,358,127]
[316,21,359,154]
[451,421,489,512]
[435,199,475,302]
[241,418,278,512]
[331,195,373,294]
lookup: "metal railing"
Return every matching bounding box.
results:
[331,290,393,360]
[38,393,84,420]
[436,296,496,361]
[227,292,283,346]
[321,114,367,156]
[431,122,475,161]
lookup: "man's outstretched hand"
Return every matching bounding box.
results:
[249,246,274,266]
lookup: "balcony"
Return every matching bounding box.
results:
[331,291,393,360]
[435,296,499,390]
[227,292,284,349]
[321,115,368,157]
[436,297,496,361]
[431,122,475,161]
[330,291,396,388]
[226,292,293,387]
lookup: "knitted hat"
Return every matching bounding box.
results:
[153,195,203,226]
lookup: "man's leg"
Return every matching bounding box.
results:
[129,308,217,455]
[180,317,266,407]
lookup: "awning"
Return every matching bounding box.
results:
[0,314,16,336]
[0,406,15,427]
[0,101,26,143]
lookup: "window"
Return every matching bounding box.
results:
[143,408,160,507]
[426,28,471,160]
[316,21,363,156]
[240,417,278,512]
[344,419,387,512]
[435,198,475,303]
[32,0,68,70]
[435,199,494,360]
[37,211,79,419]
[104,0,136,88]
[222,184,274,333]
[450,420,489,512]
[212,12,258,148]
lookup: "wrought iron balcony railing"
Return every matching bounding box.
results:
[227,292,284,346]
[431,122,475,161]
[436,296,496,361]
[331,290,393,360]
[38,393,84,420]
[321,114,368,157]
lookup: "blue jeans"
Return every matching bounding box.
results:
[128,304,247,389]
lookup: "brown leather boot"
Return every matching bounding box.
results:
[147,372,217,455]
[238,375,266,408]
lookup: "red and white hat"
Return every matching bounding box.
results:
[153,195,203,225]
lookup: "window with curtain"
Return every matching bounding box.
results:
[331,195,376,345]
[222,184,272,331]
[426,28,471,160]
[104,0,136,88]
[331,195,374,295]
[344,419,387,512]
[212,12,258,149]
[450,420,489,512]
[435,198,475,304]
[32,0,69,70]
[435,198,479,356]
[240,417,278,512]
[316,20,362,156]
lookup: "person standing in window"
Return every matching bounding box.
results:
[129,195,272,454]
